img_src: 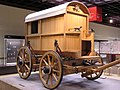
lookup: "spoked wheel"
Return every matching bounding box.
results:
[85,57,103,80]
[39,50,63,89]
[16,46,32,79]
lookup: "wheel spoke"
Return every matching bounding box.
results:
[19,66,23,72]
[47,55,51,65]
[42,77,46,84]
[40,67,46,78]
[40,66,44,70]
[52,63,58,68]
[21,53,24,59]
[51,57,54,65]
[42,71,46,78]
[25,64,30,71]
[21,66,25,76]
[25,61,30,63]
[52,73,58,81]
[53,69,60,73]
[21,49,25,58]
[18,56,22,59]
[50,75,53,86]
[24,53,28,60]
[46,74,50,84]
[17,67,21,72]
[43,59,48,65]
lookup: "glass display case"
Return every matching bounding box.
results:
[4,35,25,66]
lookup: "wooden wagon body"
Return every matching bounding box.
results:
[25,1,94,57]
[16,1,120,89]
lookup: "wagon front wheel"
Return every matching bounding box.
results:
[39,51,63,89]
[16,46,32,79]
[85,57,103,80]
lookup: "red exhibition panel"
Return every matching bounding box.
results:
[89,6,102,22]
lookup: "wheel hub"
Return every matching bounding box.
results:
[18,59,25,66]
[43,66,51,74]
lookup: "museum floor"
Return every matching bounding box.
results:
[0,72,120,90]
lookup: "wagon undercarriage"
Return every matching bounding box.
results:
[16,40,104,89]
[16,40,120,89]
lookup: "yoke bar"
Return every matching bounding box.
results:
[98,59,120,71]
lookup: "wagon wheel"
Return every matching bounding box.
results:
[85,57,103,80]
[39,50,63,89]
[16,46,32,79]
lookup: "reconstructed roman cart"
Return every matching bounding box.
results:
[16,1,120,89]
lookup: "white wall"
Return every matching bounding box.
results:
[0,5,34,57]
[90,22,120,40]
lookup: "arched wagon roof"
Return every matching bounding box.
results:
[25,1,90,23]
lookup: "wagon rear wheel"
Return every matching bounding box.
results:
[85,57,103,80]
[39,50,63,89]
[16,46,32,79]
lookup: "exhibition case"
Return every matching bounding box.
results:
[4,35,25,66]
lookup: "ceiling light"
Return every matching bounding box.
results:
[109,19,113,23]
[105,14,107,16]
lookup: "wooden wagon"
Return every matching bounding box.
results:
[16,1,120,89]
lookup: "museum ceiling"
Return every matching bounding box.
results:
[0,0,120,28]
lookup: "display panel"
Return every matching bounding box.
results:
[4,35,25,66]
